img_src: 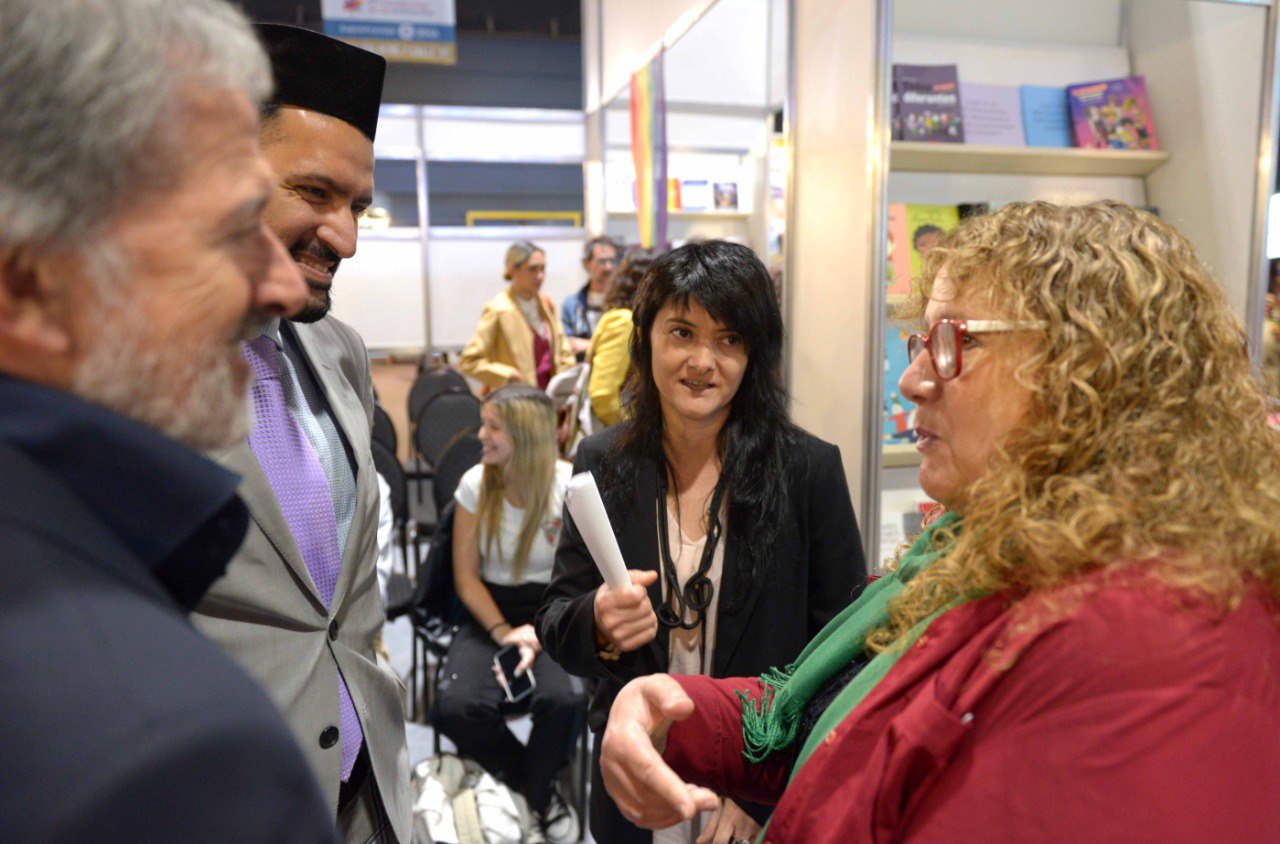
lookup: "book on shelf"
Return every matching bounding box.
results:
[681,179,711,211]
[713,182,739,210]
[884,202,991,449]
[905,204,961,280]
[1066,75,1159,151]
[883,321,916,444]
[894,64,965,144]
[887,202,986,298]
[890,87,902,141]
[1020,85,1073,148]
[886,203,912,297]
[667,178,682,211]
[959,83,1024,147]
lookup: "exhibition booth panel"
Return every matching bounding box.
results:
[329,104,590,356]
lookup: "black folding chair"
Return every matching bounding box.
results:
[407,366,470,427]
[431,432,483,514]
[372,403,398,455]
[414,391,481,471]
[371,440,425,717]
[406,370,473,508]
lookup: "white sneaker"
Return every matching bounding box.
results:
[540,786,580,844]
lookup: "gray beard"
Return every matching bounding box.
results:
[72,296,256,451]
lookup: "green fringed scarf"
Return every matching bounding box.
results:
[737,512,967,776]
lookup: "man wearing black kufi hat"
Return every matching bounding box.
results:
[191,25,412,844]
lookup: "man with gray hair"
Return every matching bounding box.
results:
[0,1,338,840]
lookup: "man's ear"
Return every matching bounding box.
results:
[0,245,75,357]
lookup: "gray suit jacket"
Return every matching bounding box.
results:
[192,316,411,843]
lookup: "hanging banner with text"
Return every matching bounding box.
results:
[630,51,667,249]
[321,0,456,65]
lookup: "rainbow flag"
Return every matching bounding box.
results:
[630,51,667,248]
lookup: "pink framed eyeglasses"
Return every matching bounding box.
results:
[906,319,1046,380]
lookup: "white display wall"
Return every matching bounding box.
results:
[328,105,589,355]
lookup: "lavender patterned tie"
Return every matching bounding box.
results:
[244,335,364,781]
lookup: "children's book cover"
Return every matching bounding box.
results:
[905,204,961,280]
[895,64,965,143]
[886,203,912,297]
[1020,85,1073,147]
[883,322,917,443]
[1066,76,1158,150]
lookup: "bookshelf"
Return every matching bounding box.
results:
[891,142,1170,178]
[869,0,1278,565]
[608,209,753,220]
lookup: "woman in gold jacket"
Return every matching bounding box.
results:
[460,240,576,390]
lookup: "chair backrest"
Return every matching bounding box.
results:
[408,367,470,424]
[414,391,481,468]
[432,431,483,514]
[407,499,466,633]
[372,403,398,455]
[370,439,408,526]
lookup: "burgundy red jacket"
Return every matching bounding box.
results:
[665,570,1280,843]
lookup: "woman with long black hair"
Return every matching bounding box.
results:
[536,240,866,844]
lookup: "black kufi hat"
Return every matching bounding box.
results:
[255,24,386,142]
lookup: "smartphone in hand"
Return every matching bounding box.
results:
[493,643,536,703]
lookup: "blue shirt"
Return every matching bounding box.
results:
[0,375,248,609]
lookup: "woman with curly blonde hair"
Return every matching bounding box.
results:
[596,201,1280,842]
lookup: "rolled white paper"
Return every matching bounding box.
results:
[565,471,631,591]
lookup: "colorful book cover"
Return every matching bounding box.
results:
[1020,85,1072,147]
[1066,75,1158,151]
[905,204,961,280]
[667,178,682,211]
[960,83,1023,146]
[713,182,739,210]
[883,322,916,443]
[886,203,912,296]
[895,64,964,144]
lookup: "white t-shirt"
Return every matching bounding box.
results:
[514,292,549,338]
[454,460,572,585]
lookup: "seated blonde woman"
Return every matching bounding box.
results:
[598,201,1280,842]
[434,386,584,841]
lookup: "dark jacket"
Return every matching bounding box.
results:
[535,424,866,842]
[0,378,337,843]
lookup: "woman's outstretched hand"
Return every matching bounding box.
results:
[600,674,719,829]
[593,569,660,652]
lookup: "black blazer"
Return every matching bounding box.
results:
[536,425,865,841]
[0,441,337,843]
